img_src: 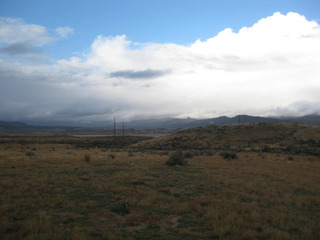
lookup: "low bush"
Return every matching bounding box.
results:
[26,151,35,157]
[221,151,238,160]
[261,145,272,153]
[84,154,91,163]
[128,152,134,157]
[111,202,130,215]
[183,151,194,158]
[166,151,188,166]
[288,156,294,161]
[204,150,214,156]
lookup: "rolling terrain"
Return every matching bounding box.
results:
[1,114,320,134]
[134,122,320,156]
[0,123,319,240]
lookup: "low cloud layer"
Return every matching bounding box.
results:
[0,12,320,124]
[0,43,41,55]
[109,69,170,79]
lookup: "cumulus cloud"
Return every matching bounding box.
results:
[1,12,320,124]
[0,17,74,58]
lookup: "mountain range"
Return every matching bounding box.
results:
[1,115,320,134]
[125,114,320,129]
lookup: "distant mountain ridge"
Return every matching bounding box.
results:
[0,121,75,134]
[0,121,29,129]
[125,114,320,129]
[1,115,320,133]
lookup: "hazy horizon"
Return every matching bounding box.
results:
[2,113,320,128]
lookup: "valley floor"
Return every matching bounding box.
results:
[0,136,319,239]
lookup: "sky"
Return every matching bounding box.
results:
[0,0,320,125]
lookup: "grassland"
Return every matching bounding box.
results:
[1,123,320,239]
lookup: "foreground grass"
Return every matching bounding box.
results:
[0,138,319,239]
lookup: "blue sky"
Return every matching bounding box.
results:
[1,0,320,124]
[2,0,319,59]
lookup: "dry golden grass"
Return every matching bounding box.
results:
[0,130,319,239]
[133,123,320,154]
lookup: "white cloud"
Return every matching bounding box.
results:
[0,17,55,46]
[55,27,74,38]
[0,17,74,58]
[1,12,320,123]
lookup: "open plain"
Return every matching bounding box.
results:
[0,123,319,240]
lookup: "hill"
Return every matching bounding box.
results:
[1,115,320,132]
[0,121,82,134]
[126,115,320,129]
[0,121,29,129]
[133,122,320,156]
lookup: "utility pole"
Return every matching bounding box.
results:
[122,122,125,141]
[113,116,116,142]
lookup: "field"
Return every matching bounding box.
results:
[1,123,320,239]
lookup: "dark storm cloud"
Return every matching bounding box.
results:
[0,42,41,55]
[0,64,133,123]
[109,69,170,79]
[55,100,116,118]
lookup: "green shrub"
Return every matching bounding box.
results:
[204,150,214,156]
[160,151,169,156]
[128,152,134,157]
[192,150,201,156]
[166,151,188,166]
[221,151,238,160]
[288,156,294,161]
[183,151,194,158]
[84,154,91,163]
[25,151,35,157]
[111,202,130,215]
